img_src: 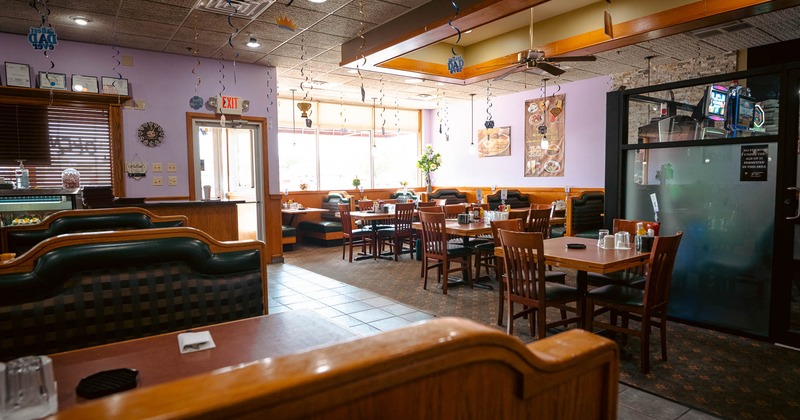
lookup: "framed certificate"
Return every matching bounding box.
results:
[4,62,32,88]
[71,74,99,93]
[101,76,129,95]
[38,72,67,90]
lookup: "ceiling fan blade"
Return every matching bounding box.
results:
[475,61,522,71]
[546,55,597,62]
[535,62,566,76]
[494,64,526,81]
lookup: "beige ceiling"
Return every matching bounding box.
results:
[1,0,799,109]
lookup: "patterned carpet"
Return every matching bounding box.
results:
[284,243,800,420]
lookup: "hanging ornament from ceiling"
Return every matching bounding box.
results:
[340,91,348,134]
[357,0,366,102]
[226,0,239,84]
[29,0,58,99]
[484,81,495,135]
[276,14,296,31]
[446,1,464,74]
[379,76,386,136]
[265,65,274,128]
[189,14,204,110]
[443,96,450,141]
[436,87,443,134]
[394,97,400,135]
[604,0,614,39]
[298,33,314,128]
[107,31,125,100]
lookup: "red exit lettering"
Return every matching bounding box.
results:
[221,96,239,109]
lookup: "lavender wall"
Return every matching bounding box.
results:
[0,33,278,197]
[426,76,611,188]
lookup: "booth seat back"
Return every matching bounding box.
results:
[320,193,351,221]
[486,189,531,209]
[390,191,418,202]
[427,189,467,204]
[2,207,187,255]
[567,191,605,238]
[0,227,266,359]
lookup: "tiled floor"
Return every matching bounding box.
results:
[268,263,721,420]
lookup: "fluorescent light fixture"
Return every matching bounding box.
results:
[71,16,91,25]
[246,37,261,48]
[404,78,423,84]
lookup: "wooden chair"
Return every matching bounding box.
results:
[357,200,373,211]
[419,211,472,295]
[443,203,465,218]
[417,201,437,208]
[498,229,582,338]
[376,203,415,261]
[526,206,552,237]
[584,232,683,373]
[339,204,373,263]
[473,218,524,287]
[508,208,529,222]
[586,218,658,288]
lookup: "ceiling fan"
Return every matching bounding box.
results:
[492,8,596,80]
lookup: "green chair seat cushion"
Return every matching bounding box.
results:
[281,225,297,237]
[587,284,644,307]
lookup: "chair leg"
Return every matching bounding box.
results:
[497,280,505,326]
[506,297,514,335]
[528,311,535,337]
[641,318,651,374]
[342,237,347,260]
[660,316,668,361]
[442,261,449,295]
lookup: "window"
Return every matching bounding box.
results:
[0,103,112,187]
[276,98,421,191]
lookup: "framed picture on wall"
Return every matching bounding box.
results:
[4,62,32,88]
[101,76,129,95]
[71,74,99,93]
[38,72,67,90]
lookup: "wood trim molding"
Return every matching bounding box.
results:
[110,104,125,197]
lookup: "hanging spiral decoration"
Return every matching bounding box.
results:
[448,1,461,57]
[218,53,226,97]
[446,1,464,74]
[226,0,239,84]
[395,97,400,135]
[357,0,366,102]
[485,81,494,130]
[379,76,386,136]
[340,91,347,133]
[436,87,442,134]
[443,97,450,141]
[31,1,56,92]
[266,66,274,128]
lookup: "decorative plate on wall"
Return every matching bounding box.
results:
[137,121,164,147]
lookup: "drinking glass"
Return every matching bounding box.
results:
[598,229,609,247]
[4,356,58,420]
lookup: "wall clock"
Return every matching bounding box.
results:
[137,121,164,147]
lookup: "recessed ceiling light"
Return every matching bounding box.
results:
[71,16,91,26]
[347,69,358,74]
[246,37,260,48]
[404,78,423,84]
[307,0,327,3]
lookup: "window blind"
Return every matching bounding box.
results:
[0,104,111,188]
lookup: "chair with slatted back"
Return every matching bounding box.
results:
[339,204,373,262]
[417,201,437,208]
[419,211,472,295]
[475,218,525,325]
[584,232,683,373]
[498,229,582,338]
[443,204,465,219]
[376,203,415,261]
[525,206,566,284]
[508,208,529,222]
[587,218,658,288]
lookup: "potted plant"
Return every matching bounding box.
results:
[417,145,441,194]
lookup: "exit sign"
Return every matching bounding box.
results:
[216,95,243,115]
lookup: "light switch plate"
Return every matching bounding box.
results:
[152,163,162,172]
[167,163,177,172]
[152,176,163,186]
[167,176,178,186]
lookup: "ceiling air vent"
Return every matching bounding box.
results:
[199,0,276,18]
[689,20,754,39]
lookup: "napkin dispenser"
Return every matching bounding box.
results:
[457,214,470,224]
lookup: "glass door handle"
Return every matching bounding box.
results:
[788,187,800,220]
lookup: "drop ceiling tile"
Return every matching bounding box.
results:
[700,27,782,52]
[0,0,42,20]
[149,0,197,7]
[172,27,232,46]
[745,7,800,41]
[311,14,375,39]
[288,0,351,15]
[286,30,347,49]
[114,33,169,51]
[637,33,727,61]
[254,5,328,30]
[186,10,250,34]
[258,55,302,68]
[114,17,177,39]
[334,1,412,25]
[118,0,191,25]
[271,43,326,60]
[53,0,121,15]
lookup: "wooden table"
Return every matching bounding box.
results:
[495,236,650,324]
[281,207,328,226]
[350,211,399,260]
[50,310,357,412]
